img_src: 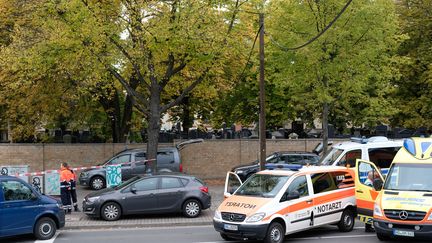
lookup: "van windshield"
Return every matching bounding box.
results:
[319,148,343,166]
[235,174,290,198]
[384,163,432,192]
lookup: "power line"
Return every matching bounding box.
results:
[268,0,354,51]
[237,23,263,82]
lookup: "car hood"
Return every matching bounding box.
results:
[41,194,61,204]
[380,191,432,212]
[218,195,271,217]
[81,167,106,174]
[231,162,259,171]
[85,187,116,199]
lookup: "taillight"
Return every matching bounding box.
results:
[179,163,183,172]
[199,186,209,194]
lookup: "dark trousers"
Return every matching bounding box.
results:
[70,181,78,209]
[60,187,72,211]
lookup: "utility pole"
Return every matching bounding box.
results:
[259,12,266,171]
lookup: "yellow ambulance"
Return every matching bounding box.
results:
[354,137,432,240]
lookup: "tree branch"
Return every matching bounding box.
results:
[161,68,209,113]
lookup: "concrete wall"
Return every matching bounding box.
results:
[0,139,347,179]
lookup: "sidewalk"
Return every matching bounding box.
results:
[65,185,224,230]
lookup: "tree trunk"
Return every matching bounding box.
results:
[146,84,161,173]
[322,101,329,155]
[181,96,192,138]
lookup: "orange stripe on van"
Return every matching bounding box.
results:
[357,199,374,210]
[263,188,355,221]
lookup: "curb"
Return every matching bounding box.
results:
[64,220,214,230]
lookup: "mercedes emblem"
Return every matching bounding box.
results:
[399,211,409,220]
[230,214,235,221]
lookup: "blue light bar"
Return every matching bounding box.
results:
[403,138,416,156]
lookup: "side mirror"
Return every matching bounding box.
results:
[373,178,383,191]
[130,186,137,194]
[281,190,300,202]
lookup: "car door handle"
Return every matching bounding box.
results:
[306,199,313,204]
[356,190,364,193]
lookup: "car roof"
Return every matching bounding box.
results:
[0,175,21,180]
[136,172,195,179]
[272,151,318,156]
[332,139,403,150]
[117,147,177,154]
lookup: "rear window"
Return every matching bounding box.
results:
[193,178,206,186]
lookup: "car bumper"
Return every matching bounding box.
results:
[374,219,432,240]
[213,220,268,240]
[79,177,90,186]
[202,195,212,210]
[82,201,101,217]
[58,209,66,228]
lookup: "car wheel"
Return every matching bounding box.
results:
[34,217,56,240]
[264,222,284,243]
[90,176,105,190]
[101,202,122,221]
[337,209,355,232]
[183,199,202,218]
[220,233,234,241]
[376,233,391,241]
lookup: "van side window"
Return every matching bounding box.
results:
[1,181,34,201]
[337,150,361,167]
[286,176,309,197]
[311,173,338,194]
[368,147,401,168]
[135,153,146,166]
[358,162,380,187]
[332,171,354,189]
[109,154,131,165]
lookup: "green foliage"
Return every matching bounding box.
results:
[392,0,432,129]
[265,0,402,129]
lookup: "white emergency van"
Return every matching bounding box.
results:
[213,166,356,243]
[319,136,403,171]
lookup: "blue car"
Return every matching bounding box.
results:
[0,175,65,240]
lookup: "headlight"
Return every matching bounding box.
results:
[214,210,221,220]
[86,196,100,204]
[374,203,383,217]
[427,212,432,221]
[246,213,266,223]
[56,203,62,209]
[236,170,244,174]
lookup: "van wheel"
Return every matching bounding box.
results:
[264,222,284,243]
[101,202,122,221]
[90,176,105,190]
[34,217,56,240]
[338,209,355,232]
[377,233,391,241]
[220,233,234,241]
[183,199,202,218]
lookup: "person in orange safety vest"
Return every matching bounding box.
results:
[60,163,74,213]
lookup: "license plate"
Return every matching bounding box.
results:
[393,229,415,237]
[224,224,238,231]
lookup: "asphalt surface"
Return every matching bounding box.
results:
[3,223,428,243]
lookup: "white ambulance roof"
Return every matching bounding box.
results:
[257,166,349,177]
[332,137,403,150]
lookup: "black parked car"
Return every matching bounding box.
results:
[82,174,211,221]
[79,147,182,190]
[231,151,320,181]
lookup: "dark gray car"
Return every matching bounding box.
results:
[82,174,211,220]
[79,147,182,190]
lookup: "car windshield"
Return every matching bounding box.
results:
[384,163,432,192]
[234,174,290,198]
[114,176,141,190]
[319,148,343,166]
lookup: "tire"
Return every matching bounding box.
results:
[338,209,355,232]
[220,233,234,241]
[101,202,122,221]
[182,199,202,218]
[264,222,284,243]
[90,176,106,190]
[376,233,391,241]
[34,217,56,240]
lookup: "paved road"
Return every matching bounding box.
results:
[4,223,427,243]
